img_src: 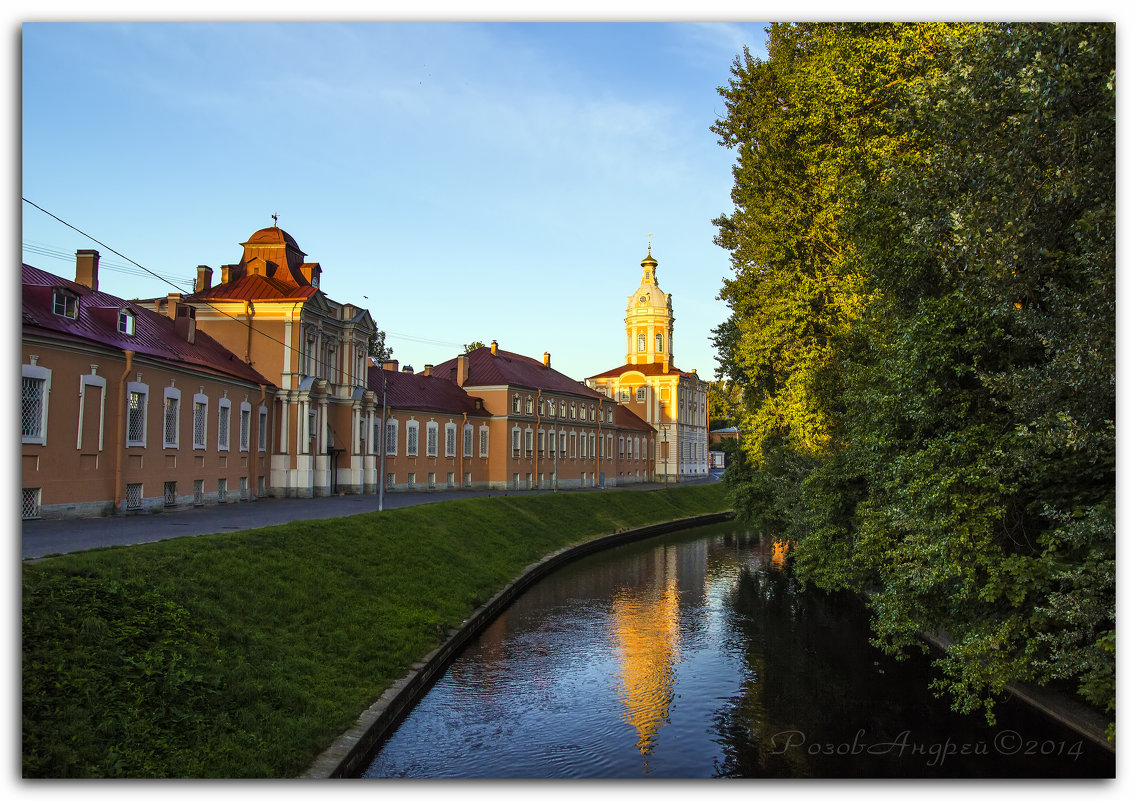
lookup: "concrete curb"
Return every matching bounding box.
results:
[301,510,734,779]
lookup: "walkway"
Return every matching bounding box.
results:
[22,474,722,559]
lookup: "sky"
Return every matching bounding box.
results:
[20,18,773,383]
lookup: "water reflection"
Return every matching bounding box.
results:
[611,546,680,760]
[364,521,1113,778]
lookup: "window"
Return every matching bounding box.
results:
[193,395,208,449]
[463,472,471,488]
[559,430,566,456]
[428,472,436,488]
[239,403,251,452]
[22,488,42,520]
[537,429,545,455]
[386,419,398,456]
[524,428,533,457]
[193,479,204,505]
[52,289,78,319]
[569,431,577,457]
[512,395,520,413]
[619,388,630,402]
[258,407,268,451]
[407,472,416,489]
[406,421,419,456]
[525,396,534,415]
[637,332,646,352]
[560,401,566,418]
[512,427,521,457]
[607,434,614,459]
[570,404,577,420]
[588,433,595,458]
[589,406,596,422]
[240,476,248,500]
[217,398,231,451]
[164,481,177,506]
[217,478,228,503]
[426,422,438,457]
[445,423,457,457]
[118,308,135,335]
[607,408,613,423]
[126,483,143,509]
[656,333,663,352]
[463,424,473,458]
[386,472,395,489]
[163,390,180,448]
[636,386,646,402]
[479,426,489,457]
[126,382,148,447]
[21,363,50,444]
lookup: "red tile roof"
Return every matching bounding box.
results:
[431,346,610,400]
[22,263,273,387]
[187,273,319,302]
[586,361,698,380]
[367,366,488,417]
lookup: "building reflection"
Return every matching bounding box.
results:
[610,545,681,758]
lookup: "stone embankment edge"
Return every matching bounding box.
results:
[919,631,1115,754]
[302,510,735,779]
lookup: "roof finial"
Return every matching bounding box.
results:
[647,232,652,256]
[271,213,279,227]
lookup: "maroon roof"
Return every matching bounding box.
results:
[431,346,609,400]
[367,366,488,417]
[585,361,697,381]
[242,226,305,252]
[612,402,656,433]
[187,273,319,302]
[22,263,273,387]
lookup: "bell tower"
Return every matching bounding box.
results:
[624,243,674,366]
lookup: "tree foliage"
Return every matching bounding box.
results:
[713,22,1114,731]
[367,330,393,361]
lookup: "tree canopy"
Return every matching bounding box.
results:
[713,22,1114,732]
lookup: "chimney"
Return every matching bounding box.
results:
[543,352,550,368]
[220,264,233,284]
[456,355,469,387]
[174,306,196,344]
[195,265,213,293]
[402,365,414,373]
[167,293,181,319]
[490,340,498,356]
[424,364,433,377]
[382,359,398,372]
[75,249,100,290]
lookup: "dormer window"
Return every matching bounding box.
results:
[118,308,135,336]
[52,289,78,319]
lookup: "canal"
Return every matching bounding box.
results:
[364,519,1113,778]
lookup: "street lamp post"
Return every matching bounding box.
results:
[378,370,387,511]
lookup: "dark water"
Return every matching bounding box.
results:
[363,521,1114,778]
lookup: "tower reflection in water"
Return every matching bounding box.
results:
[610,545,681,761]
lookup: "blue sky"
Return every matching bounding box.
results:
[21,20,771,382]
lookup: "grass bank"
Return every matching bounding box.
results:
[23,482,729,778]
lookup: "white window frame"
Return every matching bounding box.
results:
[463,423,474,458]
[239,401,252,452]
[406,420,419,456]
[193,393,209,450]
[53,289,78,319]
[22,362,51,445]
[445,422,457,458]
[118,308,135,336]
[217,397,232,452]
[479,425,489,458]
[512,426,521,457]
[126,381,148,448]
[162,386,181,449]
[386,418,398,456]
[426,421,439,457]
[258,406,268,452]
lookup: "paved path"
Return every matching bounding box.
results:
[22,474,722,559]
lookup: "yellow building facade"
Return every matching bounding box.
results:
[586,248,709,481]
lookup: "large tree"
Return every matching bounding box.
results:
[713,23,1114,729]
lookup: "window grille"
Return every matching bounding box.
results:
[240,408,251,451]
[22,377,46,439]
[445,425,456,458]
[218,403,231,450]
[512,428,521,457]
[407,473,415,489]
[636,387,646,402]
[386,421,398,456]
[463,472,471,488]
[426,424,438,457]
[257,476,266,496]
[193,401,207,448]
[428,472,436,488]
[164,397,179,447]
[463,426,473,458]
[194,479,204,505]
[479,428,489,457]
[240,476,248,500]
[217,478,228,503]
[126,483,143,509]
[258,408,267,451]
[386,472,395,489]
[127,391,146,444]
[406,423,419,456]
[164,481,177,506]
[22,488,41,520]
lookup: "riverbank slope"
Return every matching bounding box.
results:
[22,483,730,778]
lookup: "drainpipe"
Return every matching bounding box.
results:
[460,411,467,489]
[534,390,541,489]
[252,383,266,498]
[244,301,255,365]
[113,350,134,512]
[596,404,602,488]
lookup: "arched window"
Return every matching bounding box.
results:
[656,333,663,352]
[637,332,646,352]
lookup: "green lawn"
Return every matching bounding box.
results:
[23,483,729,778]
